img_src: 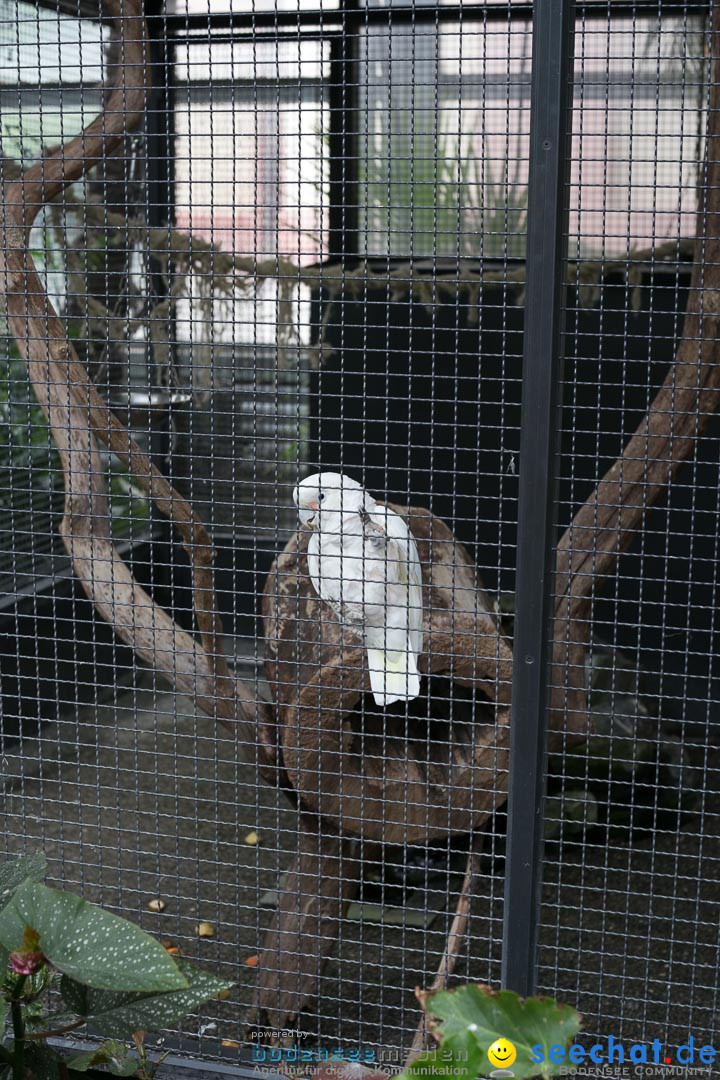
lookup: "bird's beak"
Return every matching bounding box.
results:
[299,506,317,527]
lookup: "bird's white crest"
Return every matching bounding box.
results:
[293,472,371,529]
[294,472,424,707]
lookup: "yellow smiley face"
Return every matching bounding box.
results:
[487,1039,517,1069]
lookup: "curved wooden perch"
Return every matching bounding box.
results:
[263,507,513,844]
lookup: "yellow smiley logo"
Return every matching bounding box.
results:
[487,1039,517,1069]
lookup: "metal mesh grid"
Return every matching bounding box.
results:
[0,0,718,1072]
[540,0,720,1055]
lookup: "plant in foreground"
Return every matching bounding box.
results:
[400,984,582,1080]
[0,852,233,1080]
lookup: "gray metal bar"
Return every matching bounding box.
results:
[501,0,575,997]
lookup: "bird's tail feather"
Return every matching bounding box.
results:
[367,648,420,706]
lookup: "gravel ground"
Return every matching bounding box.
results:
[1,670,718,1068]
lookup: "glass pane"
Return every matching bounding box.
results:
[360,20,531,260]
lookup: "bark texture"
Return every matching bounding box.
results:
[263,507,513,845]
[0,0,273,754]
[551,5,720,737]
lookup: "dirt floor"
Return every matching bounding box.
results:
[1,665,719,1067]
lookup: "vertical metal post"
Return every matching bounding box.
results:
[501,0,575,997]
[328,0,360,260]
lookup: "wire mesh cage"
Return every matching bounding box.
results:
[0,0,719,1073]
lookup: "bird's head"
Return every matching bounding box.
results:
[293,472,371,529]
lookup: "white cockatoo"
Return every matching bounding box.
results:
[293,472,424,706]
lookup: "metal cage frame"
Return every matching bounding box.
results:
[2,0,719,1068]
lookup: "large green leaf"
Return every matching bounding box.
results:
[0,882,187,994]
[404,985,582,1080]
[66,1041,140,1076]
[22,1042,66,1080]
[61,960,233,1039]
[0,853,47,910]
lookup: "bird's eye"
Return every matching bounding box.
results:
[318,493,325,502]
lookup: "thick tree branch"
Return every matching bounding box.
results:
[551,5,720,736]
[0,0,272,750]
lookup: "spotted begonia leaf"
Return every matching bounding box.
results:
[0,882,187,993]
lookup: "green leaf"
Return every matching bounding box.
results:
[23,1041,66,1080]
[66,1041,140,1076]
[0,998,6,1041]
[61,961,233,1039]
[25,1010,84,1035]
[404,985,582,1080]
[0,853,47,909]
[0,883,188,994]
[59,976,90,1017]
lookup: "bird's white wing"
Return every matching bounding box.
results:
[372,506,424,659]
[306,530,321,600]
